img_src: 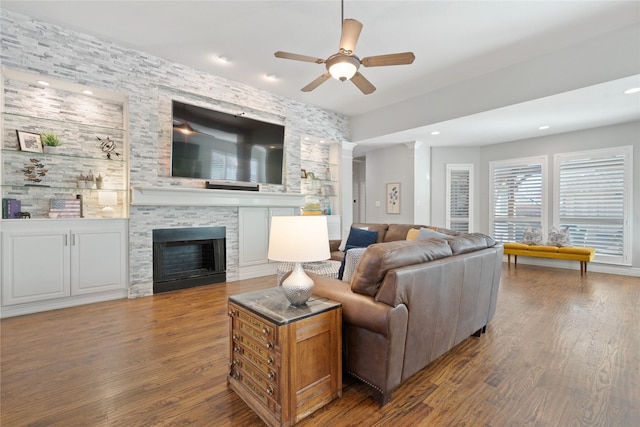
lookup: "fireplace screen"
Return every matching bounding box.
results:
[153,227,226,293]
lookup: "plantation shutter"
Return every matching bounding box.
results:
[556,147,631,264]
[491,158,545,243]
[446,165,472,233]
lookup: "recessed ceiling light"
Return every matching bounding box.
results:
[624,87,640,94]
[266,74,277,80]
[539,125,550,130]
[82,90,93,95]
[37,80,50,86]
[430,131,440,135]
[216,55,229,64]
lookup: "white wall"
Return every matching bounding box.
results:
[365,144,415,224]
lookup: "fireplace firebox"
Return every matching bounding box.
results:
[153,227,226,293]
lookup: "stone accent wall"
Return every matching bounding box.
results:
[0,9,350,296]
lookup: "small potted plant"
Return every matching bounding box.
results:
[85,170,95,189]
[41,132,62,153]
[95,174,104,189]
[77,173,86,188]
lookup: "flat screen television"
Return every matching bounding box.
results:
[171,100,285,185]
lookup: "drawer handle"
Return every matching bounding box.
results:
[232,360,238,366]
[268,370,275,380]
[233,346,241,353]
[266,386,274,396]
[262,327,269,335]
[233,372,240,380]
[267,356,274,365]
[267,341,274,350]
[228,309,236,316]
[232,333,240,341]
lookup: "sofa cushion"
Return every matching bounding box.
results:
[353,223,389,243]
[338,226,368,251]
[344,227,378,249]
[350,239,453,297]
[341,246,367,283]
[416,227,451,241]
[447,233,494,255]
[406,228,420,241]
[385,224,427,242]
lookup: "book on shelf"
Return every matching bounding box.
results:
[2,198,21,219]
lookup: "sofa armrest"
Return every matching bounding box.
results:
[310,273,394,336]
[329,239,342,252]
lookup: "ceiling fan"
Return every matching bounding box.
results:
[274,0,415,95]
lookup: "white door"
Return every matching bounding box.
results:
[1,230,70,305]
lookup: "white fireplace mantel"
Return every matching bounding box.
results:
[130,186,305,208]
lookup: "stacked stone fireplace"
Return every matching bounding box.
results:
[152,226,226,293]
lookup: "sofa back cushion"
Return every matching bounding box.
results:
[384,224,427,242]
[447,233,496,255]
[350,239,453,297]
[353,223,388,243]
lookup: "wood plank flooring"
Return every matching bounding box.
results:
[1,264,638,426]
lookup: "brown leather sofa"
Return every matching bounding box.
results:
[312,223,503,405]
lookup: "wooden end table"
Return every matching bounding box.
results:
[228,287,342,427]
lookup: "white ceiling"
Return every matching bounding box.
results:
[2,1,639,153]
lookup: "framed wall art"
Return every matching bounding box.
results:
[386,182,400,214]
[16,130,43,153]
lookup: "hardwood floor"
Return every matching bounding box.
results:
[1,265,638,426]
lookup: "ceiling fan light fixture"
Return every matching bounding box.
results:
[326,54,359,81]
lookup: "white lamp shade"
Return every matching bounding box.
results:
[98,191,117,206]
[268,216,330,262]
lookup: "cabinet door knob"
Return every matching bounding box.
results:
[267,356,274,365]
[266,386,274,396]
[266,341,274,350]
[268,370,275,380]
[262,327,269,335]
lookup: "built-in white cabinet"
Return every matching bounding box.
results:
[238,207,295,279]
[1,218,128,317]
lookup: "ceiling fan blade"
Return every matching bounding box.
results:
[274,51,325,64]
[339,19,363,54]
[351,72,376,95]
[301,73,331,92]
[361,52,416,67]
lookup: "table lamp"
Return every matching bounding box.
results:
[98,191,117,218]
[268,216,330,306]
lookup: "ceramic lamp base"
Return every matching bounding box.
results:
[281,263,314,306]
[100,206,115,218]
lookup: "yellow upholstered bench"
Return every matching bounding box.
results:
[503,243,595,276]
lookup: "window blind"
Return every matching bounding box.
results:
[491,160,544,242]
[447,167,471,233]
[556,148,631,264]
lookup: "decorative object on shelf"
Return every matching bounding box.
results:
[386,182,400,214]
[16,130,43,153]
[22,158,48,185]
[86,170,96,189]
[17,211,31,219]
[95,174,104,189]
[267,216,330,306]
[49,198,82,218]
[301,168,307,178]
[41,132,62,153]
[77,174,86,188]
[98,191,117,218]
[97,136,121,160]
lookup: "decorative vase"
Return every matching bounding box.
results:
[43,146,60,154]
[281,263,314,306]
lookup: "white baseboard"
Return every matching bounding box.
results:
[0,289,128,318]
[503,256,639,277]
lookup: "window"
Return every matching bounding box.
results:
[555,146,632,265]
[490,157,547,243]
[446,164,473,233]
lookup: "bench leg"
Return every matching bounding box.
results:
[581,261,588,276]
[514,255,517,268]
[507,254,511,267]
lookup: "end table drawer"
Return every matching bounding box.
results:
[230,305,277,342]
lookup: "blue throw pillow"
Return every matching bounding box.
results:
[344,227,378,249]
